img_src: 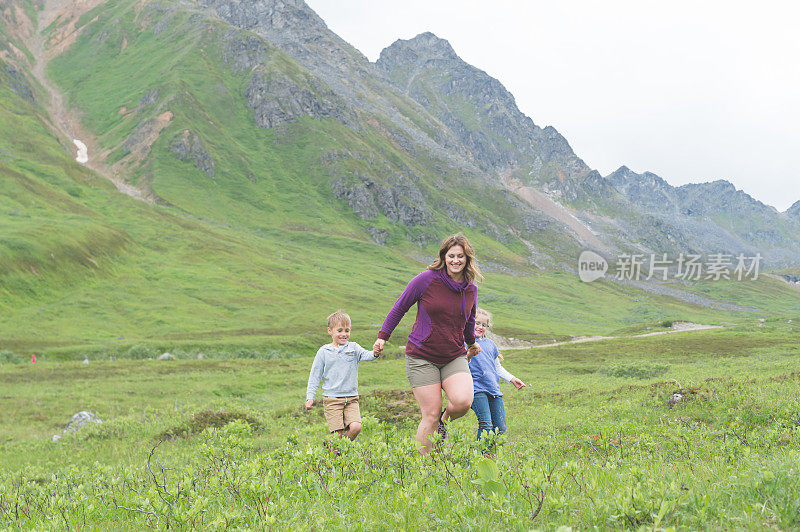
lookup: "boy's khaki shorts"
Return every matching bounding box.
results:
[405,354,469,388]
[322,395,361,432]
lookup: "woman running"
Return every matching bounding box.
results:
[373,234,482,453]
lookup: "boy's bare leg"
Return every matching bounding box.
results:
[343,422,361,440]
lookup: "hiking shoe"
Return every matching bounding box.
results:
[437,409,448,439]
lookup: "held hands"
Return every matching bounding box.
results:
[372,338,385,357]
[510,378,526,390]
[466,343,481,361]
[304,399,313,410]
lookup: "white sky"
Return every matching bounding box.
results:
[306,0,800,211]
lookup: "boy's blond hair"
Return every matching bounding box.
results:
[475,307,492,328]
[327,310,351,328]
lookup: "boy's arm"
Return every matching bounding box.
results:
[305,350,325,401]
[354,343,377,361]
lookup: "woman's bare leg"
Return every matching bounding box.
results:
[412,383,443,454]
[441,371,474,422]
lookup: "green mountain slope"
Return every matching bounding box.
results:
[0,0,798,356]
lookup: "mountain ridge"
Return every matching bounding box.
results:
[0,0,799,354]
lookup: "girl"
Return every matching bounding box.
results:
[469,307,525,443]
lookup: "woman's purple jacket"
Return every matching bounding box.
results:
[378,269,477,364]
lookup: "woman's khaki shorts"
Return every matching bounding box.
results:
[405,354,470,388]
[322,396,360,432]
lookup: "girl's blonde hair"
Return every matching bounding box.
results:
[475,307,492,328]
[428,233,483,283]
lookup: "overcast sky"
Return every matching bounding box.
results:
[306,0,799,211]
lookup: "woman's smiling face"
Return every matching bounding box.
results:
[445,245,466,280]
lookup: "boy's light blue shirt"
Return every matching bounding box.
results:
[306,342,376,400]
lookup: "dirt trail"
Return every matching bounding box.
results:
[525,322,723,350]
[23,0,154,203]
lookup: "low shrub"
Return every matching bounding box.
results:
[599,360,670,379]
[0,350,20,364]
[124,344,158,360]
[157,410,261,440]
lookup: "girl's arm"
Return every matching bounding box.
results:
[491,342,525,390]
[494,344,526,389]
[494,358,515,382]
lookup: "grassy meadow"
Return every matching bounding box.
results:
[3,0,800,528]
[3,322,800,529]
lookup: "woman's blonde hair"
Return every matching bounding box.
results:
[428,233,483,283]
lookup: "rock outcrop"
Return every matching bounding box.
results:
[331,171,432,226]
[2,64,35,104]
[605,166,680,213]
[245,69,353,128]
[66,411,102,433]
[220,29,270,73]
[169,130,215,179]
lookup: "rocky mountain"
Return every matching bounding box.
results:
[369,29,800,264]
[1,0,799,354]
[1,0,799,279]
[604,166,800,263]
[199,0,476,169]
[605,166,682,214]
[376,33,585,176]
[374,32,625,206]
[787,200,800,221]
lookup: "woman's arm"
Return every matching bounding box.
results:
[377,271,430,342]
[463,289,478,346]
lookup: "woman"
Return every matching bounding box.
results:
[469,307,525,446]
[373,234,482,453]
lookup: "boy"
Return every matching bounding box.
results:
[305,310,379,440]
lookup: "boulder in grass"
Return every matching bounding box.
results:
[158,352,174,361]
[65,411,102,433]
[668,393,684,406]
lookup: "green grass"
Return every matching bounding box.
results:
[3,3,800,524]
[3,327,800,528]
